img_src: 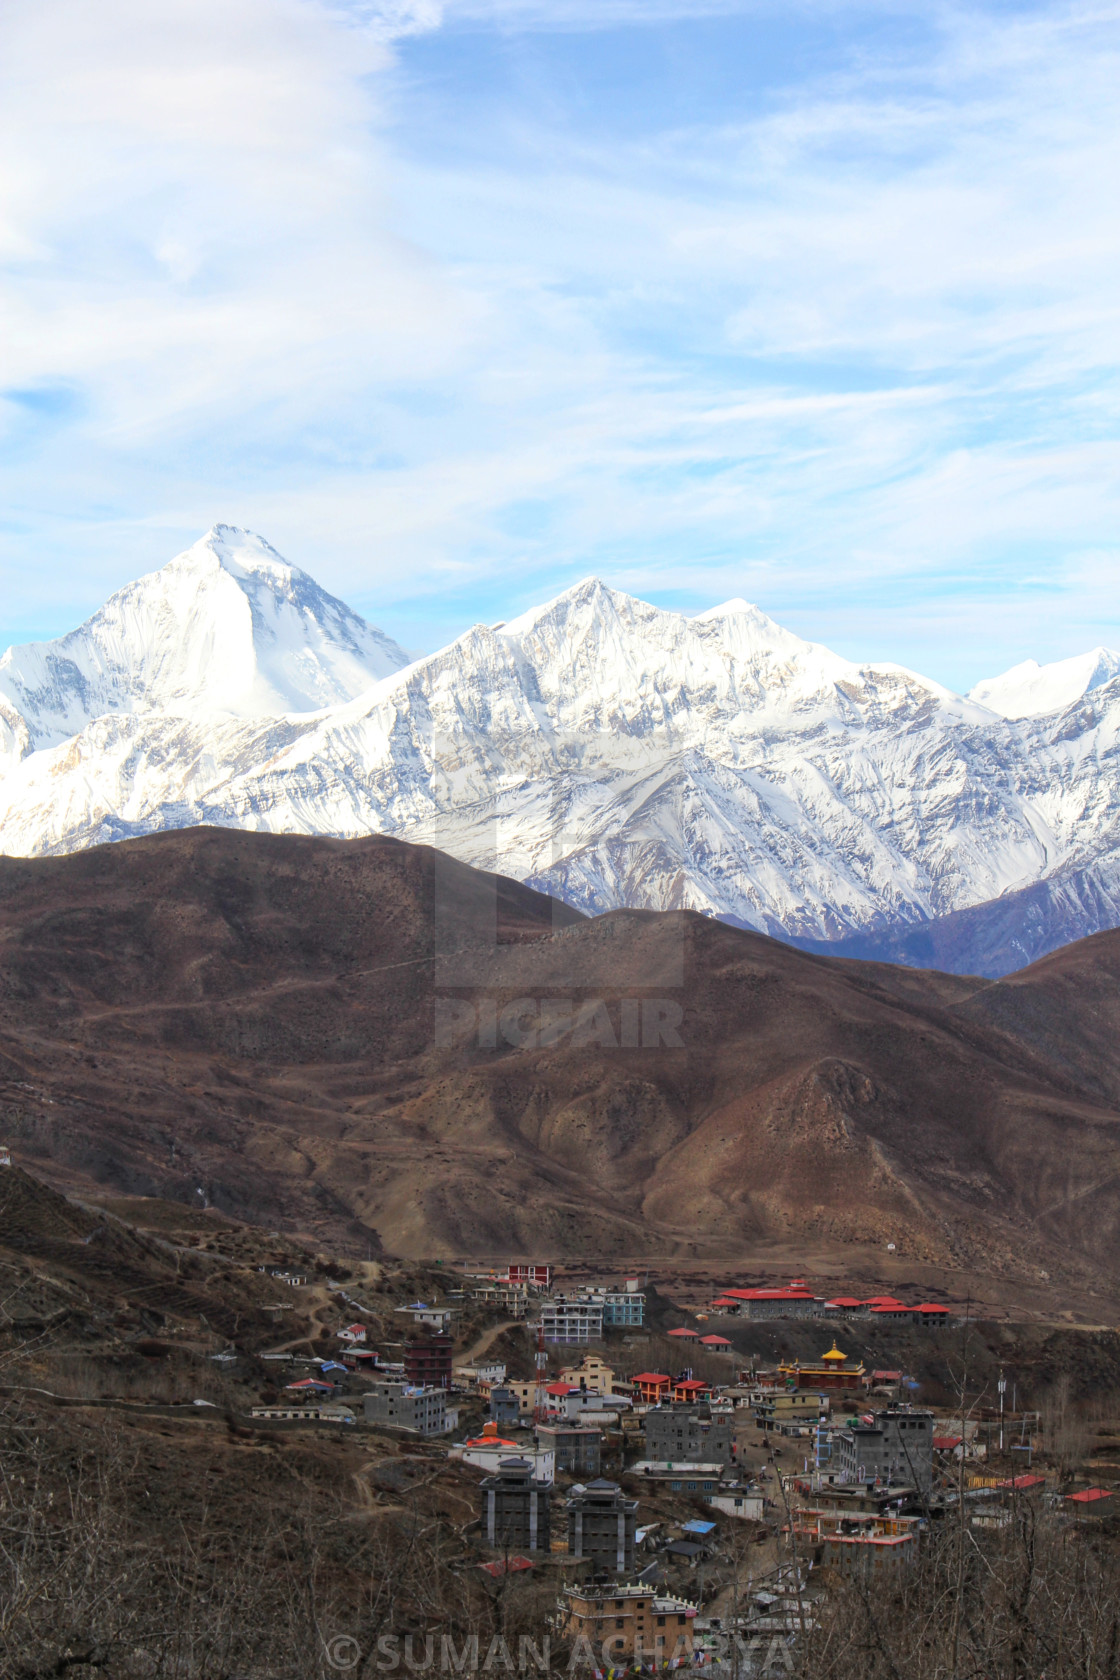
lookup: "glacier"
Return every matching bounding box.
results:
[3,524,1120,975]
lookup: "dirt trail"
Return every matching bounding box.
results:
[457,1318,519,1365]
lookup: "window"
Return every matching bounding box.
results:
[678,1616,686,1626]
[615,1620,624,1629]
[657,1617,666,1628]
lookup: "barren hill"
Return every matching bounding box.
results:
[3,827,1120,1294]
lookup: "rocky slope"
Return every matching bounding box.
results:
[4,828,1120,1293]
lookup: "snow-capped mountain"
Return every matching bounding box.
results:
[3,526,1120,976]
[0,526,408,761]
[969,647,1120,719]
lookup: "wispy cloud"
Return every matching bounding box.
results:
[1,0,1118,690]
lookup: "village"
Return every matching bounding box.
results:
[4,1156,1120,1674]
[225,1257,1117,1672]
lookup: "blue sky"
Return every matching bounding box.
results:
[1,0,1118,690]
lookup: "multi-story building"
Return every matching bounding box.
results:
[490,1386,523,1425]
[362,1381,450,1436]
[538,1296,604,1346]
[835,1410,934,1493]
[505,1264,553,1290]
[560,1584,696,1662]
[642,1403,734,1466]
[578,1286,645,1328]
[470,1282,535,1316]
[452,1428,556,1483]
[630,1373,671,1405]
[404,1334,453,1390]
[559,1355,617,1394]
[566,1478,638,1575]
[479,1458,552,1552]
[754,1392,829,1432]
[536,1423,602,1478]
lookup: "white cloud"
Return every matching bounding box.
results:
[0,0,1118,694]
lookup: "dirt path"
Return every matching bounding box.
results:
[458,1318,519,1365]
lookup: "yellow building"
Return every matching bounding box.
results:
[559,1355,617,1395]
[561,1584,696,1662]
[779,1343,867,1392]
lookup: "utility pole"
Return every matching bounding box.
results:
[998,1369,1006,1455]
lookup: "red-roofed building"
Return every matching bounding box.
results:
[869,1304,914,1320]
[632,1372,672,1404]
[915,1304,951,1326]
[699,1335,731,1347]
[667,1328,700,1339]
[1067,1487,1113,1504]
[478,1556,536,1578]
[714,1286,820,1321]
[337,1323,367,1344]
[672,1377,711,1402]
[997,1474,1046,1491]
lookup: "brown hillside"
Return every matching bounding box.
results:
[2,826,1120,1293]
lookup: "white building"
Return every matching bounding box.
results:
[450,1433,556,1484]
[538,1296,604,1345]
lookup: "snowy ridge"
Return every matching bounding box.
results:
[0,525,408,757]
[969,647,1120,719]
[3,527,1120,973]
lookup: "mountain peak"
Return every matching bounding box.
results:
[969,646,1120,718]
[0,527,409,751]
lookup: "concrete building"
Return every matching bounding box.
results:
[835,1410,934,1493]
[362,1381,450,1436]
[790,1505,920,1573]
[251,1405,355,1424]
[404,1333,453,1390]
[538,1296,604,1345]
[479,1457,551,1552]
[566,1478,638,1575]
[643,1404,734,1466]
[537,1423,601,1478]
[754,1392,829,1431]
[469,1281,535,1316]
[560,1583,696,1662]
[490,1386,522,1425]
[630,1463,724,1495]
[561,1390,630,1422]
[395,1304,454,1331]
[705,1486,765,1521]
[580,1285,646,1328]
